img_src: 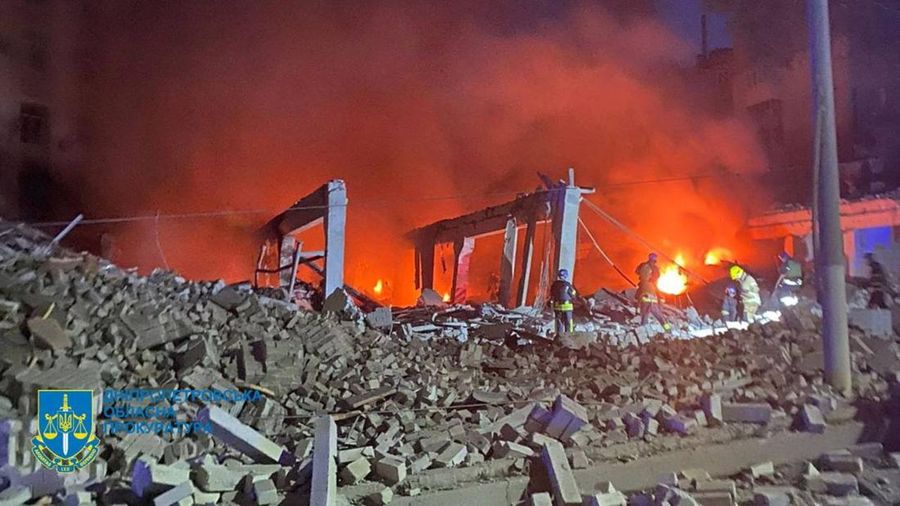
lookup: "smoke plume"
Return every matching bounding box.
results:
[69,0,767,304]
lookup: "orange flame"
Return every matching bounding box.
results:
[442,292,451,303]
[704,247,733,266]
[373,278,384,295]
[657,255,688,295]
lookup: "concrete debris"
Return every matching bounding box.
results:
[541,440,581,506]
[722,403,773,424]
[26,316,71,350]
[799,404,827,433]
[750,462,776,479]
[848,309,892,338]
[530,492,553,506]
[0,223,895,504]
[374,456,406,485]
[365,487,393,505]
[339,457,371,485]
[752,486,795,506]
[198,406,288,464]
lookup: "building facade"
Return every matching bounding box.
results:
[0,0,87,220]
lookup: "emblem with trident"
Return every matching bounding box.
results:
[41,393,89,456]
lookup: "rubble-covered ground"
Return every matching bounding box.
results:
[0,221,898,506]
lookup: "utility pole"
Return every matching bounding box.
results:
[807,0,851,393]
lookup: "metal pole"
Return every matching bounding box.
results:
[807,0,850,393]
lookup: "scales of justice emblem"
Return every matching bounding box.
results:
[31,390,100,472]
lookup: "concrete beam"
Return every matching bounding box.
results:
[748,197,900,239]
[552,186,581,282]
[516,216,537,307]
[323,181,347,298]
[498,218,517,307]
[257,180,347,296]
[408,192,550,246]
[451,237,475,304]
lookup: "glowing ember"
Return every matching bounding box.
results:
[657,263,688,295]
[704,247,734,265]
[373,279,383,295]
[442,292,451,303]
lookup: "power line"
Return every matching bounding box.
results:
[19,171,740,229]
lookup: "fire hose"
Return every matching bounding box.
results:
[577,217,636,288]
[580,198,710,285]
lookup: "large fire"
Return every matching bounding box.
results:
[704,247,734,266]
[656,253,688,295]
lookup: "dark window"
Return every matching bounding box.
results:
[20,103,49,145]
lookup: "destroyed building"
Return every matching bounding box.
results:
[0,217,897,505]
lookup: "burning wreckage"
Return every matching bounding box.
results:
[0,174,898,506]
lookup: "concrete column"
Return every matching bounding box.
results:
[783,235,794,257]
[498,218,518,307]
[451,237,475,304]
[416,240,435,290]
[516,216,537,307]
[279,235,296,287]
[552,187,581,281]
[842,230,856,276]
[323,180,347,298]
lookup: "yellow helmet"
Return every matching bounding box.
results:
[729,265,744,280]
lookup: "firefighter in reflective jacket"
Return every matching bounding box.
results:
[550,269,576,334]
[730,264,761,321]
[635,253,670,330]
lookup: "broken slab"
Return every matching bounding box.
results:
[193,461,242,492]
[433,443,467,468]
[540,440,581,506]
[585,491,628,506]
[530,492,553,506]
[252,479,278,505]
[848,309,892,338]
[365,487,393,506]
[375,456,406,485]
[809,472,859,496]
[752,486,795,506]
[131,458,190,497]
[365,308,393,331]
[722,403,773,424]
[152,481,193,506]
[750,462,775,478]
[701,394,723,426]
[544,395,589,440]
[198,406,288,464]
[27,317,71,350]
[821,452,864,474]
[340,458,371,485]
[311,416,338,506]
[800,404,826,434]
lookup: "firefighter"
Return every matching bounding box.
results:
[635,253,670,330]
[730,264,761,321]
[774,251,803,307]
[550,268,576,334]
[721,284,739,322]
[865,253,894,309]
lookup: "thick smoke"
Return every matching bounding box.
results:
[72,0,767,304]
